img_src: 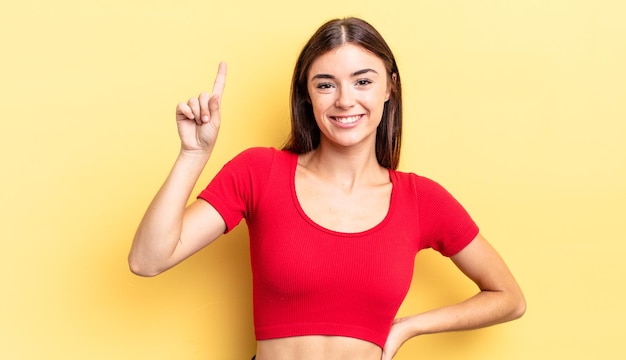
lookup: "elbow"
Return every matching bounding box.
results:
[128,254,164,277]
[128,264,157,278]
[513,294,527,320]
[508,289,527,321]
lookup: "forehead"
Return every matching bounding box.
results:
[308,43,386,76]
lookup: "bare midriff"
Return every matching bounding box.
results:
[255,335,382,360]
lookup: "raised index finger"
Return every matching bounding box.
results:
[211,62,227,98]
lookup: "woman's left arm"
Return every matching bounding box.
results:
[382,233,526,359]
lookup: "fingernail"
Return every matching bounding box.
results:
[202,115,209,122]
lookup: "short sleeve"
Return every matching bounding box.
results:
[414,176,479,256]
[197,147,275,233]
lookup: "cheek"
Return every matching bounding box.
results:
[310,95,332,114]
[309,98,322,115]
[309,98,326,124]
[365,92,388,111]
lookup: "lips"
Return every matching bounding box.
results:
[331,115,362,124]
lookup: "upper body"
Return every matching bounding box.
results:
[198,147,480,349]
[128,17,525,360]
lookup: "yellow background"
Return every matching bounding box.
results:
[2,0,624,359]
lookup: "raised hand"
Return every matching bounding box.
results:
[175,62,227,153]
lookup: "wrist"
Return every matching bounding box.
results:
[395,314,426,338]
[178,148,212,161]
[172,148,212,178]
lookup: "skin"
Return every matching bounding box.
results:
[307,44,390,160]
[297,44,392,234]
[128,45,526,360]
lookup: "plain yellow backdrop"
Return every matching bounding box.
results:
[1,0,624,359]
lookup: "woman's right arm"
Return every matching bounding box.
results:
[128,62,228,277]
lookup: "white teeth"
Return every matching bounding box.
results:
[334,115,360,124]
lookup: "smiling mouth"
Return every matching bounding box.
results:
[331,115,362,124]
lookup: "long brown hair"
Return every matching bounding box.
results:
[283,17,402,169]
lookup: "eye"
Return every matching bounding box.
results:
[316,82,334,90]
[355,79,373,87]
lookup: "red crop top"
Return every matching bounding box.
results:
[198,147,479,348]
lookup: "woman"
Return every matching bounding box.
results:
[128,17,525,360]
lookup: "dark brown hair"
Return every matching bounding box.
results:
[282,17,402,169]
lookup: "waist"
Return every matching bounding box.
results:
[255,335,382,360]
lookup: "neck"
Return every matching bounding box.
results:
[300,142,386,188]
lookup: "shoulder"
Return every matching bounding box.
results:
[226,147,294,167]
[225,147,294,162]
[392,170,479,256]
[229,146,277,162]
[391,169,447,194]
[218,147,297,184]
[391,170,464,209]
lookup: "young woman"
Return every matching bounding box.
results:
[128,17,525,360]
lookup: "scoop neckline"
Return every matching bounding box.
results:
[287,151,395,237]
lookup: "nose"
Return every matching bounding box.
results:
[335,86,356,109]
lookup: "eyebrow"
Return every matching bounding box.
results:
[311,68,379,80]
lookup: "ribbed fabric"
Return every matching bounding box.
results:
[198,147,479,348]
